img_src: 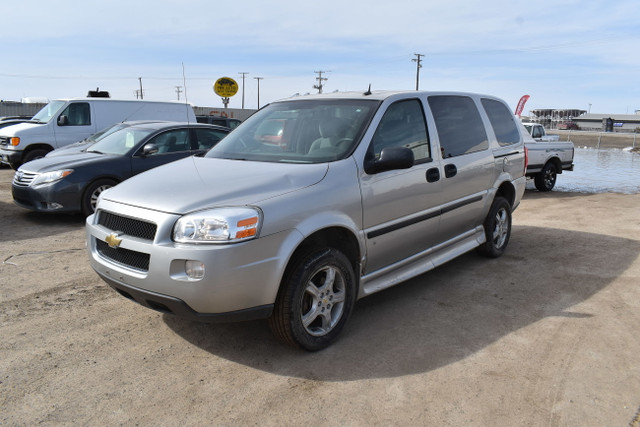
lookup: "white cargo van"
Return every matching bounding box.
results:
[0,98,196,169]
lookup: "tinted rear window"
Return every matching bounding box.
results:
[481,98,520,146]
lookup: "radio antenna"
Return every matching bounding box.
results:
[182,63,190,124]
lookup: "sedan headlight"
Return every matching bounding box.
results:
[173,207,262,244]
[31,169,73,186]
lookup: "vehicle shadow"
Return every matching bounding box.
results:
[0,198,85,242]
[163,225,640,381]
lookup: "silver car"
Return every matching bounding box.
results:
[86,90,527,350]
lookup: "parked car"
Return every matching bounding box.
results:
[196,115,241,129]
[12,122,229,216]
[521,123,575,191]
[1,98,197,169]
[557,121,579,130]
[86,90,527,350]
[45,120,173,157]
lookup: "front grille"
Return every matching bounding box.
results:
[96,239,150,272]
[97,210,157,240]
[13,171,37,187]
[0,137,8,147]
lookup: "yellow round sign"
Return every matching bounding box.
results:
[214,77,239,97]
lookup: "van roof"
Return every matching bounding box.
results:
[53,98,194,106]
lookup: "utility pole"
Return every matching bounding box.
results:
[238,72,249,109]
[412,54,425,90]
[175,86,183,100]
[138,77,144,99]
[254,77,264,109]
[313,70,330,94]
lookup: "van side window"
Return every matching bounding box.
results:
[428,95,488,158]
[60,102,91,126]
[149,129,190,154]
[481,98,520,146]
[370,99,430,162]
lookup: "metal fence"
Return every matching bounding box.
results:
[551,130,638,150]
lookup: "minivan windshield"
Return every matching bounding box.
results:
[206,98,379,163]
[32,101,66,123]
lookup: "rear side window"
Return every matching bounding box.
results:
[149,129,190,154]
[370,99,431,162]
[428,95,488,158]
[481,98,520,146]
[194,128,228,150]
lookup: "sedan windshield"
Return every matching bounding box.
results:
[86,126,157,155]
[206,98,379,163]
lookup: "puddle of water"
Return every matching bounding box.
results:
[527,148,640,194]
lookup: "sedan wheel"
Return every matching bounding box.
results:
[82,179,116,216]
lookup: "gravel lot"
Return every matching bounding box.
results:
[1,166,639,426]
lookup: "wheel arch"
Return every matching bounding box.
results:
[546,156,563,174]
[24,143,54,154]
[282,226,361,287]
[495,181,516,207]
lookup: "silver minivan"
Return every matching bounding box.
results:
[86,90,527,350]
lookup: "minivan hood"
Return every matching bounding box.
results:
[102,157,329,214]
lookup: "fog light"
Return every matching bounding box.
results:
[185,261,205,280]
[42,202,63,210]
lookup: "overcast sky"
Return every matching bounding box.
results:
[2,0,639,115]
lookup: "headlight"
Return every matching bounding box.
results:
[173,207,262,244]
[31,169,73,186]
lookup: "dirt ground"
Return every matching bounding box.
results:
[1,166,639,426]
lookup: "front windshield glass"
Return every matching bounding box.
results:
[206,98,379,163]
[32,101,66,123]
[85,123,131,144]
[86,126,156,155]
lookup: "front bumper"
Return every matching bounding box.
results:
[98,271,273,322]
[0,148,22,165]
[12,181,82,213]
[86,199,303,318]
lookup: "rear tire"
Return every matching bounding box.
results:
[534,162,557,191]
[477,197,512,258]
[82,179,116,216]
[269,247,356,351]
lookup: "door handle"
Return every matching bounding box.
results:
[426,168,440,183]
[444,164,457,178]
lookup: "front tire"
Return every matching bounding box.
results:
[477,197,512,258]
[534,162,557,191]
[269,247,356,351]
[82,179,116,216]
[22,149,49,165]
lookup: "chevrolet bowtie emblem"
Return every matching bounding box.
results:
[105,233,122,248]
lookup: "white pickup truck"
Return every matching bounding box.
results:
[524,122,560,142]
[521,123,574,191]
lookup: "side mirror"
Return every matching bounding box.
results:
[365,147,414,174]
[141,143,159,156]
[57,115,68,126]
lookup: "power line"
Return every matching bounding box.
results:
[412,53,424,91]
[313,70,330,94]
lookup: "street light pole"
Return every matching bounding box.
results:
[254,77,264,109]
[238,72,249,109]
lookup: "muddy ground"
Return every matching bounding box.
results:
[1,167,639,426]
